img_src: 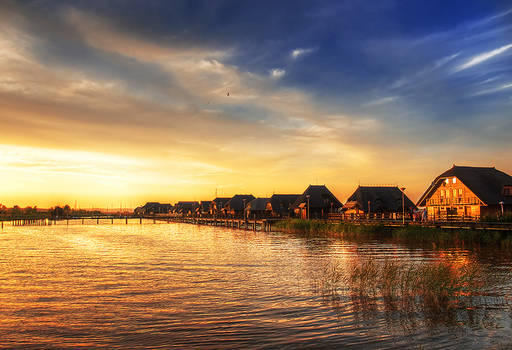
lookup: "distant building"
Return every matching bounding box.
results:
[197,201,212,217]
[416,165,512,220]
[134,202,173,215]
[269,194,301,217]
[223,195,255,218]
[245,198,271,219]
[292,185,342,219]
[173,201,199,217]
[343,186,416,218]
[211,197,231,217]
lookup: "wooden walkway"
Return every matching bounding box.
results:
[2,215,511,232]
[157,217,280,232]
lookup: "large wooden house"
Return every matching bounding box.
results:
[416,165,512,220]
[291,185,342,219]
[343,186,416,218]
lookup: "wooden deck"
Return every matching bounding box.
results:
[155,217,280,232]
[2,215,511,232]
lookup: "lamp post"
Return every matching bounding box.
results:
[499,201,504,215]
[400,187,406,225]
[306,195,311,220]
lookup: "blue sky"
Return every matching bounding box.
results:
[0,0,511,207]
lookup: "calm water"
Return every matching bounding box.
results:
[1,221,511,349]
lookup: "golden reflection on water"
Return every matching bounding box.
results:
[0,222,511,349]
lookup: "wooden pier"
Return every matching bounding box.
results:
[2,215,510,233]
[154,217,280,232]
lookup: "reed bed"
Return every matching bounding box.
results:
[275,219,512,247]
[317,257,490,313]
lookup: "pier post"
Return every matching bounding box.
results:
[82,218,84,225]
[97,218,99,224]
[126,217,128,224]
[140,218,142,224]
[1,221,3,229]
[111,218,114,224]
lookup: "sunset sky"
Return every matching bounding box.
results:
[1,1,511,208]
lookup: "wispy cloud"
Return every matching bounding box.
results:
[269,68,285,79]
[454,43,512,72]
[472,82,512,96]
[364,96,398,107]
[290,47,315,59]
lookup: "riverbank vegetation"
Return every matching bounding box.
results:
[315,257,511,331]
[320,258,483,308]
[274,219,512,247]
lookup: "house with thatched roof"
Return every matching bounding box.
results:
[211,197,231,217]
[343,186,416,218]
[416,165,512,220]
[269,194,301,217]
[222,195,255,218]
[134,202,173,215]
[197,201,212,217]
[245,198,271,219]
[291,185,342,219]
[173,201,199,217]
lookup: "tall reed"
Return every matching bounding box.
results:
[321,257,484,311]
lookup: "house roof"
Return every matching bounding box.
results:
[292,185,342,209]
[174,201,199,212]
[417,165,512,206]
[269,194,301,214]
[224,194,255,211]
[212,197,231,209]
[343,186,416,212]
[141,202,172,210]
[247,198,270,211]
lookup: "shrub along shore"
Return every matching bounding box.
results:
[274,219,512,247]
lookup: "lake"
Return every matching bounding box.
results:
[0,221,511,349]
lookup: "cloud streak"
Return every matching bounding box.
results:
[291,48,315,59]
[454,43,512,72]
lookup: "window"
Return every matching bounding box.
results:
[446,190,450,198]
[453,189,457,198]
[503,186,512,196]
[459,189,463,196]
[445,179,449,184]
[453,178,457,184]
[441,190,445,197]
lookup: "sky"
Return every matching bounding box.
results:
[1,0,511,208]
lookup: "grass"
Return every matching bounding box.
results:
[482,213,512,223]
[274,219,393,239]
[319,257,486,312]
[275,219,512,247]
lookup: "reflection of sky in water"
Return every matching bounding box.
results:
[0,222,510,348]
